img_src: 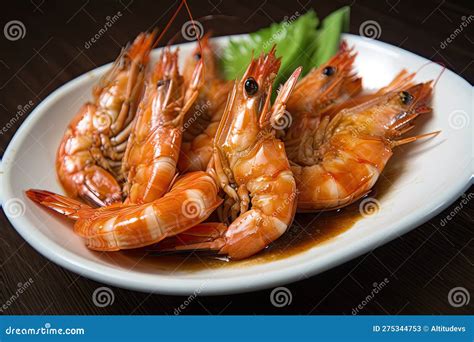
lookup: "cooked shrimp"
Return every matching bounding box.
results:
[286,69,416,168]
[159,49,302,260]
[293,80,439,211]
[178,34,232,172]
[122,48,203,204]
[320,69,416,118]
[56,32,156,206]
[26,171,222,251]
[283,42,362,166]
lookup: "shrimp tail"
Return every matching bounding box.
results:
[25,189,91,220]
[154,222,227,252]
[155,215,285,260]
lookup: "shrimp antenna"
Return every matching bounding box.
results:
[414,61,446,89]
[197,14,240,22]
[166,14,239,45]
[146,0,205,57]
[182,0,204,58]
[152,0,186,47]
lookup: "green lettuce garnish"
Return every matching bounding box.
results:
[220,7,350,88]
[311,6,350,67]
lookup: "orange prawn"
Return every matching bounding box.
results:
[293,79,439,211]
[283,42,362,166]
[26,171,222,250]
[178,34,233,172]
[56,32,156,206]
[158,49,302,260]
[122,48,203,204]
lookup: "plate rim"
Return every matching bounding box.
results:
[0,33,472,295]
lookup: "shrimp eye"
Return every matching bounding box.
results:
[244,77,259,96]
[400,91,413,105]
[194,52,201,60]
[157,80,165,87]
[323,66,336,76]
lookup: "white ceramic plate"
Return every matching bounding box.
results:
[1,34,472,295]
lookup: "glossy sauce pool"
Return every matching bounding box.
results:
[118,167,399,272]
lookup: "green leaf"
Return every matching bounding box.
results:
[220,10,319,87]
[310,6,350,67]
[219,7,350,90]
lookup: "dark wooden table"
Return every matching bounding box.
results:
[1,0,472,315]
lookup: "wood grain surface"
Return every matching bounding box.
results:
[0,0,472,315]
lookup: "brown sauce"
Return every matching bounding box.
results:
[107,165,402,272]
